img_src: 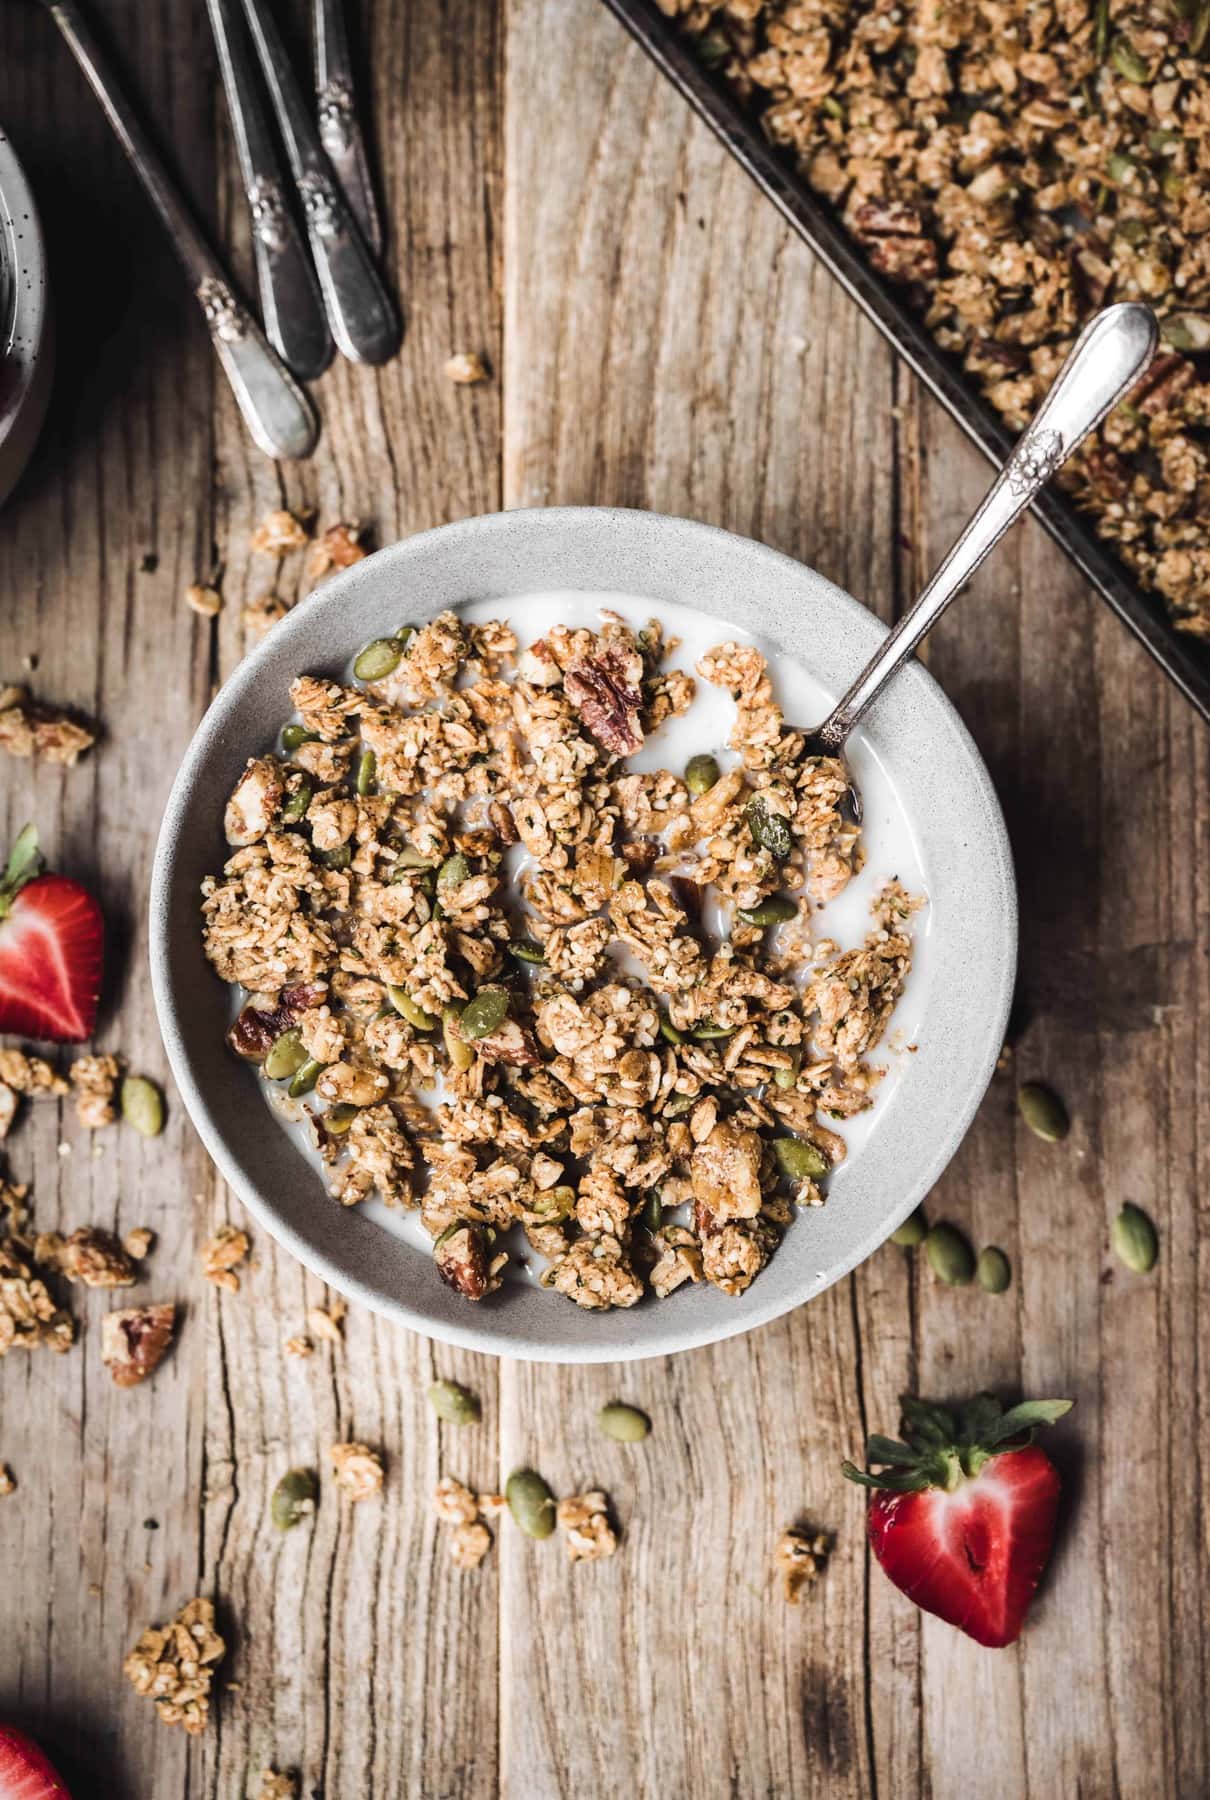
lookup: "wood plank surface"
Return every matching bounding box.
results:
[1,0,1208,1795]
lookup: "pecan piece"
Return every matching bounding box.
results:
[434,1222,499,1301]
[563,645,645,756]
[225,756,284,846]
[852,201,938,284]
[101,1302,176,1387]
[226,983,325,1061]
[307,521,367,579]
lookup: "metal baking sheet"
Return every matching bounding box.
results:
[601,0,1210,725]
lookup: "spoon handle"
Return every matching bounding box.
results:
[43,0,318,462]
[814,302,1159,752]
[313,0,382,259]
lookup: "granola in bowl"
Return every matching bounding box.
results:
[199,595,926,1315]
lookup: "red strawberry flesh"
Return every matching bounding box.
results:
[0,874,103,1043]
[0,1723,73,1799]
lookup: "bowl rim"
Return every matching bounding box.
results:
[0,126,52,506]
[150,505,1017,1362]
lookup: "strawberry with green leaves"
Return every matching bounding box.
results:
[0,825,104,1043]
[843,1393,1074,1648]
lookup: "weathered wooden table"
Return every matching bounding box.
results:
[1,2,1206,1795]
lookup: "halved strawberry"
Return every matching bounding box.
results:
[0,1724,73,1798]
[0,826,104,1043]
[843,1393,1074,1648]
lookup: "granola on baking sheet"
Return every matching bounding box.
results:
[661,0,1210,637]
[200,608,923,1312]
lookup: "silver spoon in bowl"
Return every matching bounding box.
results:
[804,302,1158,817]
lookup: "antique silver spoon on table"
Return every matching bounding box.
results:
[805,301,1159,817]
[38,0,319,462]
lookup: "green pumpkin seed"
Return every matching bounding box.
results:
[265,1028,309,1081]
[641,1191,663,1232]
[1106,150,1140,185]
[393,844,439,871]
[976,1246,1012,1294]
[772,1135,829,1182]
[531,1184,575,1221]
[288,1058,323,1098]
[394,624,415,647]
[281,723,318,752]
[324,1103,359,1135]
[356,749,377,796]
[387,986,438,1032]
[684,753,720,796]
[695,26,728,65]
[925,1223,976,1286]
[890,1206,927,1247]
[659,1017,686,1046]
[280,779,311,825]
[322,845,352,871]
[271,1467,318,1530]
[737,894,798,927]
[120,1075,164,1138]
[744,795,793,860]
[353,638,403,682]
[691,1020,732,1041]
[1017,1081,1069,1143]
[427,1379,481,1425]
[598,1402,651,1444]
[437,853,470,889]
[442,1005,476,1072]
[459,989,509,1041]
[662,1094,693,1119]
[823,94,845,120]
[508,940,546,965]
[1161,312,1210,353]
[773,1049,802,1091]
[1110,35,1151,82]
[1094,0,1110,58]
[1112,1203,1158,1273]
[505,1468,557,1539]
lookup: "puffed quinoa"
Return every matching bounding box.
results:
[201,1224,250,1292]
[774,1524,831,1603]
[203,609,923,1315]
[122,1596,226,1734]
[555,1490,619,1563]
[329,1440,384,1500]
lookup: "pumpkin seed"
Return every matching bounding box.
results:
[823,94,845,120]
[976,1246,1012,1294]
[438,853,470,889]
[324,1103,359,1135]
[737,894,798,927]
[120,1075,164,1138]
[506,1468,557,1539]
[353,637,403,682]
[387,986,438,1032]
[322,845,352,871]
[890,1207,927,1247]
[1106,150,1141,185]
[772,1135,829,1181]
[1017,1081,1069,1143]
[641,1191,663,1233]
[442,1004,475,1072]
[924,1223,976,1286]
[508,940,546,965]
[662,1094,693,1118]
[427,1379,481,1425]
[598,1402,651,1443]
[356,749,376,796]
[280,779,311,825]
[1095,0,1110,58]
[1110,35,1150,82]
[659,1017,686,1046]
[773,1048,802,1091]
[287,1058,323,1098]
[695,26,728,65]
[745,795,793,859]
[264,1028,309,1081]
[684,753,720,796]
[1112,1203,1158,1273]
[393,844,439,871]
[281,723,318,752]
[531,1185,575,1221]
[459,989,509,1041]
[1161,312,1210,353]
[691,1020,732,1041]
[271,1466,318,1530]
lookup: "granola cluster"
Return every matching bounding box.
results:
[0,683,97,765]
[202,608,922,1313]
[663,0,1210,635]
[122,1596,226,1734]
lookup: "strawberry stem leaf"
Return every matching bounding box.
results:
[843,1392,1075,1493]
[0,823,42,917]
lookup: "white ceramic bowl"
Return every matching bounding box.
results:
[150,508,1016,1363]
[0,128,52,509]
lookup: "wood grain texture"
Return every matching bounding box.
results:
[2,0,1209,1794]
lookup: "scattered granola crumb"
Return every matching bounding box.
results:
[0,1085,16,1142]
[432,1477,498,1569]
[122,1596,226,1734]
[432,1475,479,1527]
[555,1490,619,1563]
[0,1464,15,1496]
[42,1225,135,1289]
[774,1525,831,1603]
[185,584,222,617]
[250,509,310,555]
[444,351,490,385]
[0,1234,73,1353]
[284,1335,313,1358]
[101,1303,176,1387]
[307,522,367,579]
[0,683,97,765]
[257,1773,299,1800]
[123,1226,154,1261]
[70,1053,121,1130]
[329,1441,384,1501]
[201,1224,250,1293]
[243,594,290,641]
[307,1304,343,1345]
[449,1520,492,1569]
[0,1178,29,1232]
[0,1049,68,1098]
